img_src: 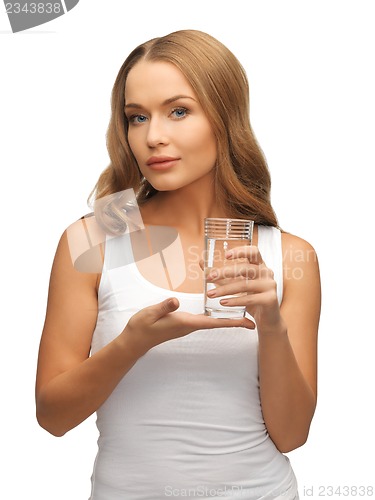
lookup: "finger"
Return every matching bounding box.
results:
[150,297,180,322]
[225,245,264,264]
[207,279,271,298]
[218,291,275,309]
[206,263,259,281]
[198,315,255,330]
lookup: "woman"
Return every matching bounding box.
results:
[36,30,321,499]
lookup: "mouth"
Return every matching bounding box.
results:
[146,156,180,170]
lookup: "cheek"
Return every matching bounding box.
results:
[198,129,217,165]
[127,130,142,160]
[127,134,136,156]
[183,126,217,164]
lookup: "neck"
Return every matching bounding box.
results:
[140,173,228,236]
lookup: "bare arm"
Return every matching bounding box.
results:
[35,230,142,436]
[258,233,320,452]
[36,229,254,437]
[204,232,321,452]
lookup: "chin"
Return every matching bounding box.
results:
[147,178,188,192]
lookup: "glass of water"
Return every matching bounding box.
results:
[204,218,254,319]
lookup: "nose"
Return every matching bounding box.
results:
[146,117,169,148]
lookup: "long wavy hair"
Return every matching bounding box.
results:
[90,29,278,227]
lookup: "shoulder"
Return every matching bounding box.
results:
[281,231,318,263]
[280,231,320,295]
[46,215,105,297]
[64,213,106,274]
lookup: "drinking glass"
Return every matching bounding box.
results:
[204,218,254,319]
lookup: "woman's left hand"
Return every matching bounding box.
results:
[201,245,286,335]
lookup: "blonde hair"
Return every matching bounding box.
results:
[91,29,278,227]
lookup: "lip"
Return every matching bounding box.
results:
[146,156,180,170]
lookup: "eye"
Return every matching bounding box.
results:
[128,114,148,125]
[170,107,189,119]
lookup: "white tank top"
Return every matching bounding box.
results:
[89,225,298,499]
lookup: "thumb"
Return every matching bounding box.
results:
[152,297,179,321]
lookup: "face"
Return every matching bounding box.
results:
[124,60,217,192]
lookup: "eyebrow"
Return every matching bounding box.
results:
[124,94,197,109]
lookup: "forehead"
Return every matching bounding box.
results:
[125,60,196,103]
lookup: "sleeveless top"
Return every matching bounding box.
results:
[89,225,299,500]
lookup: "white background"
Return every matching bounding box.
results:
[1,1,374,499]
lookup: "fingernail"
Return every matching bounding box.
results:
[225,251,233,258]
[207,290,216,297]
[208,271,218,280]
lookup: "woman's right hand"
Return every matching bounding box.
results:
[123,297,255,357]
[36,229,254,436]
